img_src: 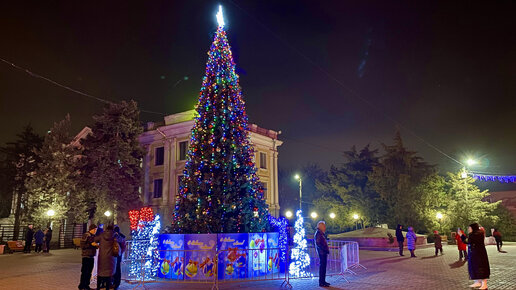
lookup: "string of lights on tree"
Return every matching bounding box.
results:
[171,6,269,234]
[472,173,516,183]
[128,207,161,280]
[268,215,288,263]
[289,210,312,278]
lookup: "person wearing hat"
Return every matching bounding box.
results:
[433,230,443,256]
[78,224,98,290]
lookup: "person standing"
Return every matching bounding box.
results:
[406,226,417,258]
[34,228,45,253]
[462,223,490,290]
[434,230,443,256]
[112,225,126,290]
[23,224,34,253]
[395,224,404,256]
[79,224,98,290]
[94,224,116,290]
[314,221,330,287]
[455,228,468,260]
[44,227,52,253]
[493,229,502,252]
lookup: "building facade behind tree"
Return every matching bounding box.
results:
[139,110,282,226]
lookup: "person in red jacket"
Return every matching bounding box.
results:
[455,228,467,260]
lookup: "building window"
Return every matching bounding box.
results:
[153,179,163,198]
[261,182,268,199]
[178,141,189,161]
[155,147,164,166]
[259,152,267,169]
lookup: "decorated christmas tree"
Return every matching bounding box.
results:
[289,210,311,277]
[128,207,161,280]
[171,6,269,234]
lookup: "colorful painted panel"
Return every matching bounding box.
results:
[247,232,268,278]
[158,234,184,280]
[217,233,248,280]
[266,232,281,274]
[184,234,217,281]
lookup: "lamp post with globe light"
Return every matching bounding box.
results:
[436,212,443,233]
[462,158,478,198]
[353,214,359,230]
[46,209,55,228]
[294,174,302,212]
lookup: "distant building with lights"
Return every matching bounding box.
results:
[139,110,283,226]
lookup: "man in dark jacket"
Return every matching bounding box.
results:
[44,228,52,253]
[395,224,404,256]
[493,229,502,252]
[23,224,34,253]
[112,225,127,290]
[78,224,98,290]
[314,221,330,287]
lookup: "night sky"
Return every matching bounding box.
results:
[2,1,516,180]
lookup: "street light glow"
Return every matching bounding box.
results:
[47,209,55,217]
[285,210,293,218]
[329,212,336,219]
[466,158,477,166]
[294,174,300,180]
[353,214,359,220]
[436,212,443,220]
[310,211,318,219]
[104,210,112,217]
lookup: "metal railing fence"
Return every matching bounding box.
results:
[122,239,365,289]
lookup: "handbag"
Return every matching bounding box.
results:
[112,237,120,257]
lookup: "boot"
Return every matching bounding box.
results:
[478,279,487,289]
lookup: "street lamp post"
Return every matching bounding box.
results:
[436,212,443,233]
[294,174,302,212]
[353,214,359,230]
[46,209,55,228]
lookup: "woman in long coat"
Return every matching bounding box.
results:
[462,223,490,290]
[406,227,417,258]
[94,225,116,290]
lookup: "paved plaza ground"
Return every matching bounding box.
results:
[0,243,514,289]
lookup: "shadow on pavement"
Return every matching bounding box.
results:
[420,255,438,260]
[449,260,467,269]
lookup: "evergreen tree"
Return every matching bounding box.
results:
[446,172,499,230]
[81,100,144,222]
[316,145,385,228]
[171,13,269,233]
[0,125,43,238]
[369,132,439,232]
[25,115,89,226]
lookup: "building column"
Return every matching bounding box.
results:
[142,145,151,205]
[271,147,280,217]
